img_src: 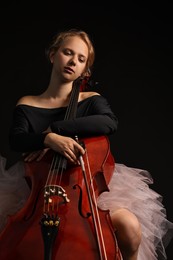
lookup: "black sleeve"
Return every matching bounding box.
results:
[9,96,118,152]
[51,96,118,137]
[51,115,117,137]
[9,107,47,152]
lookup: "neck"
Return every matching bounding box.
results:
[44,73,73,99]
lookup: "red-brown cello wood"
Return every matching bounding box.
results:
[0,135,122,260]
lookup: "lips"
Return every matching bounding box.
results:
[64,67,74,73]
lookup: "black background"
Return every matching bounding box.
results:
[0,2,173,259]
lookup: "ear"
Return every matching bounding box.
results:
[49,51,55,64]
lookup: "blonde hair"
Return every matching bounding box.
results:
[46,29,95,76]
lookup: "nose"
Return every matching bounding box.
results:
[68,55,77,66]
[69,60,75,66]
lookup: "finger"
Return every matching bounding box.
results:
[24,154,33,162]
[24,151,41,162]
[64,150,78,164]
[36,150,48,161]
[36,153,44,161]
[74,143,85,156]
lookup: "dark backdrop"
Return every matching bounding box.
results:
[1,2,173,259]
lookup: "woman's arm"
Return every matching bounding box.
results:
[9,96,118,152]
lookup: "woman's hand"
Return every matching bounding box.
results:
[23,148,50,162]
[44,133,85,164]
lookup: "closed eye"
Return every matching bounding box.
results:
[63,48,86,63]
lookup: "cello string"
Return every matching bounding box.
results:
[44,154,67,213]
[64,76,83,120]
[84,149,108,260]
[43,77,82,214]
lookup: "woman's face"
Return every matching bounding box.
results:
[50,36,89,81]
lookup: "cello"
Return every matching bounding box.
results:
[0,77,122,259]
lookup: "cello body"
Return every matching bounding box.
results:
[0,136,122,259]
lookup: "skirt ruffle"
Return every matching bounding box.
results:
[0,155,30,232]
[0,155,173,259]
[97,163,173,260]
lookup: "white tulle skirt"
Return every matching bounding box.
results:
[0,155,173,259]
[97,163,173,260]
[0,156,30,232]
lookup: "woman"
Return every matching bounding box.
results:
[1,29,173,259]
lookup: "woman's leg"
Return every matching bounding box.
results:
[111,208,141,260]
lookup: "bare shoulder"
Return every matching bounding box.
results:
[79,91,100,102]
[16,95,37,106]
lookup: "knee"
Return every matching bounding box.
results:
[111,208,141,254]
